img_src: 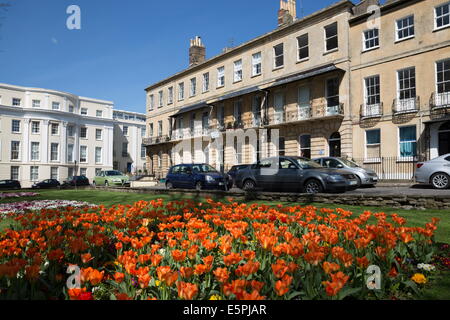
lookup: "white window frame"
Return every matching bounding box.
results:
[95,147,102,164]
[51,167,59,180]
[30,166,39,182]
[362,28,379,51]
[141,145,146,159]
[178,82,185,101]
[398,125,417,160]
[10,166,19,180]
[51,123,59,135]
[50,143,59,162]
[202,73,210,93]
[273,44,284,69]
[233,59,243,83]
[31,121,40,134]
[297,34,309,61]
[12,98,21,107]
[364,75,381,109]
[52,102,60,110]
[11,120,21,133]
[158,90,164,108]
[168,87,174,104]
[80,127,88,139]
[30,142,40,161]
[10,141,20,161]
[252,52,262,76]
[96,110,103,118]
[436,59,450,96]
[32,100,41,108]
[96,128,103,140]
[397,67,416,102]
[435,2,450,30]
[123,125,129,136]
[365,129,381,160]
[80,145,88,163]
[67,144,74,162]
[324,22,338,53]
[149,94,155,110]
[217,67,225,88]
[80,108,88,115]
[190,78,197,97]
[395,15,415,42]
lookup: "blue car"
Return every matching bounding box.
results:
[165,164,232,191]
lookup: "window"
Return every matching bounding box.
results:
[396,15,414,41]
[326,78,340,114]
[30,166,39,182]
[279,137,286,157]
[68,167,74,178]
[299,135,311,159]
[297,34,309,60]
[51,167,58,180]
[51,123,59,135]
[123,126,129,136]
[202,73,210,92]
[168,87,174,104]
[217,67,225,87]
[365,75,380,106]
[32,100,40,108]
[10,166,19,180]
[158,121,163,137]
[397,67,416,103]
[31,142,40,161]
[80,146,87,163]
[80,127,87,138]
[435,2,450,29]
[273,44,284,68]
[11,120,20,133]
[141,145,146,158]
[149,94,155,110]
[81,108,88,115]
[252,52,262,76]
[437,59,450,95]
[178,83,185,100]
[217,104,225,128]
[68,144,74,162]
[95,147,102,164]
[149,123,154,137]
[399,126,417,157]
[96,110,103,117]
[122,143,128,156]
[12,98,21,106]
[80,168,87,177]
[31,121,40,134]
[325,22,338,52]
[234,101,242,125]
[68,126,75,137]
[69,105,74,113]
[366,129,381,159]
[190,78,197,96]
[11,141,20,160]
[96,129,102,140]
[363,28,379,51]
[52,102,60,110]
[51,143,59,161]
[141,127,146,137]
[234,60,243,82]
[158,90,164,108]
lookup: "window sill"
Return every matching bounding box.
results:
[395,36,415,44]
[272,66,284,71]
[296,57,309,64]
[233,80,243,84]
[251,73,262,78]
[323,48,339,55]
[362,46,380,53]
[433,24,450,32]
[216,85,225,89]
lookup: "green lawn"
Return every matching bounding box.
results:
[0,189,449,299]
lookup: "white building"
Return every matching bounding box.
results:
[0,83,146,187]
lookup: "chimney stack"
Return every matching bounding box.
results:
[189,36,206,67]
[278,0,297,27]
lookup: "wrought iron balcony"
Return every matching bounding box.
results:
[430,92,450,110]
[392,97,420,115]
[142,135,170,146]
[266,104,343,126]
[360,103,383,119]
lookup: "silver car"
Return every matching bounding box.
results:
[313,157,378,187]
[415,154,450,189]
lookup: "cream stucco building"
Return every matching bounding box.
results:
[0,83,146,187]
[143,0,450,180]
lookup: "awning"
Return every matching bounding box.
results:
[169,102,211,118]
[265,64,341,89]
[213,86,260,102]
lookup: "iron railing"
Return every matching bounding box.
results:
[352,156,425,181]
[430,92,450,110]
[360,102,383,119]
[392,97,420,115]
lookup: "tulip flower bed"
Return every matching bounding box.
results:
[0,192,40,200]
[0,200,97,219]
[0,198,441,300]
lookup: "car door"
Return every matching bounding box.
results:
[277,158,304,192]
[254,158,278,190]
[178,165,193,189]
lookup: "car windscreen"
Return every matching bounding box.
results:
[294,158,324,169]
[105,171,123,176]
[339,158,360,168]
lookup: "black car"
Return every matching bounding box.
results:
[62,176,90,187]
[166,164,233,191]
[227,165,251,187]
[0,180,21,190]
[32,179,61,189]
[235,156,359,194]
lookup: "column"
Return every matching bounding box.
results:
[25,92,31,108]
[41,120,49,163]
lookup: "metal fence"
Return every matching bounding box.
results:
[352,157,423,181]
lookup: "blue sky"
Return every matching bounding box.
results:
[1,0,347,113]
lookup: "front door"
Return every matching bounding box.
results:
[127,163,132,173]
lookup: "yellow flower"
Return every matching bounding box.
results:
[155,280,161,287]
[411,273,427,284]
[209,295,223,300]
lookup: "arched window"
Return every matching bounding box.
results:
[329,132,341,157]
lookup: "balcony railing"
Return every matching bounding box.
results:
[360,103,383,119]
[170,127,211,141]
[142,135,170,146]
[392,97,420,115]
[266,104,343,126]
[430,92,450,110]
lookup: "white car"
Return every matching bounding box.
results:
[415,154,450,189]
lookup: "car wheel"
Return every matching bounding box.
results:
[431,173,450,189]
[166,181,173,190]
[356,176,362,188]
[243,179,256,191]
[195,182,203,191]
[303,179,323,194]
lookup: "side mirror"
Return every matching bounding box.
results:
[337,164,344,169]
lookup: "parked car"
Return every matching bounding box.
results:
[313,157,378,187]
[0,180,21,190]
[32,179,60,189]
[227,164,251,187]
[93,171,130,187]
[165,164,232,191]
[415,154,450,189]
[62,176,90,187]
[235,156,359,194]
